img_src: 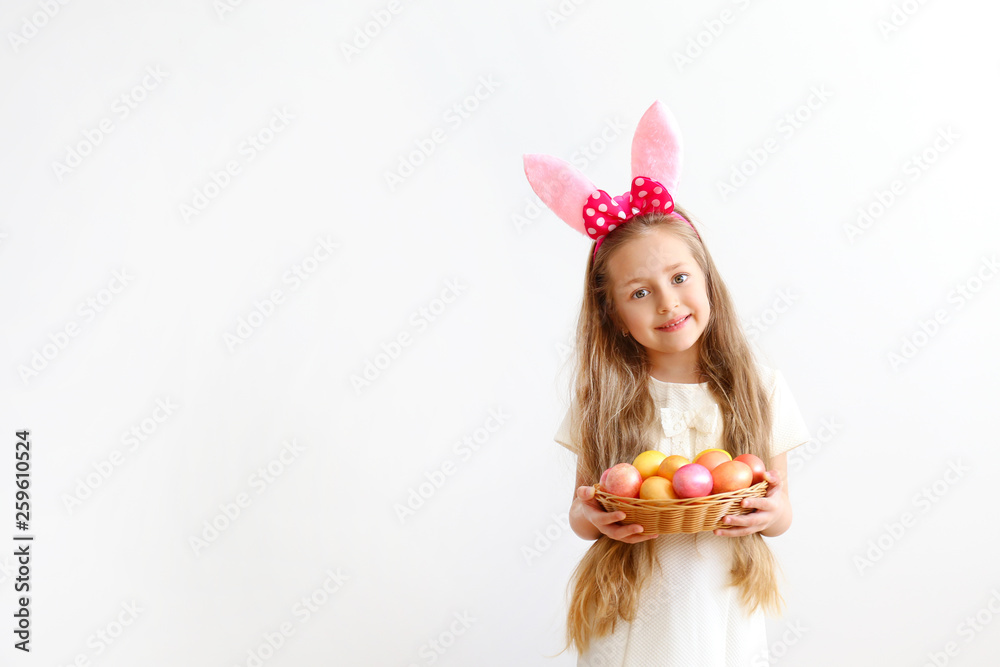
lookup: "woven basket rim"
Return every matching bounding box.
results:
[593,479,769,505]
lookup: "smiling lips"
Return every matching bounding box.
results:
[656,315,690,332]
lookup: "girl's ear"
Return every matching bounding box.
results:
[631,100,683,193]
[522,153,597,237]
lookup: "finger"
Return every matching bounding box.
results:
[579,488,606,512]
[741,497,773,512]
[719,512,760,528]
[763,473,783,496]
[577,485,595,500]
[587,508,626,527]
[715,511,766,535]
[611,523,645,539]
[623,531,660,543]
[608,523,658,542]
[713,524,758,537]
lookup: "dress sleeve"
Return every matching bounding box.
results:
[553,402,580,455]
[769,370,811,459]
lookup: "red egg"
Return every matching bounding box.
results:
[671,463,714,498]
[711,460,754,494]
[734,454,766,485]
[602,463,643,498]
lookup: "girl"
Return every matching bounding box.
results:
[523,101,812,666]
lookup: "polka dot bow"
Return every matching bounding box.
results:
[583,176,674,258]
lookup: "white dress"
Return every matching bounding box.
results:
[553,365,811,667]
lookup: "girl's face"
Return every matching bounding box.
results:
[606,227,711,381]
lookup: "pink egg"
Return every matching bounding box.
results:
[671,463,714,498]
[602,463,643,498]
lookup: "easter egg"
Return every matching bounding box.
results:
[639,475,678,500]
[696,448,729,457]
[734,454,766,484]
[671,463,714,498]
[694,448,732,472]
[711,460,754,494]
[656,455,690,481]
[603,463,643,498]
[632,450,668,479]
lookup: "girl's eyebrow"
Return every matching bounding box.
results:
[622,262,685,287]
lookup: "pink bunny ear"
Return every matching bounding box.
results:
[522,153,597,237]
[631,100,683,193]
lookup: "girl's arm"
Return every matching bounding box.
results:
[569,483,603,541]
[714,452,792,538]
[569,459,661,543]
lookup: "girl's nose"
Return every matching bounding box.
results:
[658,295,676,313]
[658,290,677,313]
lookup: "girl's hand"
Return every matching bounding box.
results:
[713,470,789,537]
[573,485,659,543]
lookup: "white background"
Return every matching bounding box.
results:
[1,1,999,666]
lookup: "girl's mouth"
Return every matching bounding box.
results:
[656,315,690,332]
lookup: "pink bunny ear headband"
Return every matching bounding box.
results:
[522,100,700,263]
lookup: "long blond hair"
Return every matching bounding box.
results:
[560,208,785,656]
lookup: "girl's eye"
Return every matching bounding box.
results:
[632,274,688,298]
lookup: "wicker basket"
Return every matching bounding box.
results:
[593,480,769,534]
